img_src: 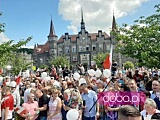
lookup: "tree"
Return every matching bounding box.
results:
[93,52,108,68]
[0,13,32,71]
[10,53,32,75]
[0,37,32,68]
[123,61,134,70]
[49,56,70,68]
[115,4,160,68]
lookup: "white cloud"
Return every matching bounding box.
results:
[0,32,10,43]
[58,0,149,34]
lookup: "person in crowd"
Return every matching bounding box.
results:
[63,66,70,78]
[1,86,14,120]
[118,105,142,120]
[50,65,58,80]
[111,60,118,76]
[133,69,143,85]
[77,64,85,75]
[24,82,36,103]
[47,88,62,120]
[141,98,160,120]
[7,81,21,107]
[62,89,82,120]
[22,93,38,120]
[150,79,160,110]
[7,81,21,119]
[139,80,146,91]
[151,113,160,119]
[57,65,63,77]
[126,70,133,79]
[34,88,49,120]
[61,89,71,120]
[80,83,99,120]
[128,79,139,92]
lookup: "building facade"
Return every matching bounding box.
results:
[33,12,125,68]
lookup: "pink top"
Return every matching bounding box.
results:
[22,101,38,120]
[48,97,62,120]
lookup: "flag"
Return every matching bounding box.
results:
[0,69,3,75]
[15,70,22,85]
[103,44,113,70]
[15,106,27,117]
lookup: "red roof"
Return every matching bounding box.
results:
[58,32,110,43]
[34,41,49,54]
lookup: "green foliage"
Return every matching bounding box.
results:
[0,37,32,68]
[93,52,108,68]
[0,12,32,71]
[39,64,49,69]
[49,55,70,68]
[17,48,33,54]
[115,4,160,68]
[123,61,134,70]
[8,53,32,75]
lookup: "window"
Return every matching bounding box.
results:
[40,58,43,63]
[86,45,89,51]
[99,44,103,51]
[106,45,110,50]
[65,46,69,53]
[79,46,83,52]
[58,47,62,53]
[72,46,76,53]
[73,56,77,61]
[92,45,96,51]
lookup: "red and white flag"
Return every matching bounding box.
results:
[103,44,113,70]
[15,70,22,85]
[15,106,27,117]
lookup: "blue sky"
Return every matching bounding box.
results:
[0,0,159,48]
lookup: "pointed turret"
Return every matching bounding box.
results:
[81,7,85,30]
[34,43,37,49]
[112,11,117,31]
[48,18,56,37]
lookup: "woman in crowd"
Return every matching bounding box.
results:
[141,98,160,120]
[62,89,83,120]
[21,93,38,120]
[47,88,62,120]
[61,89,71,120]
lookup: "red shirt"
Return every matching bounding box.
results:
[1,94,14,110]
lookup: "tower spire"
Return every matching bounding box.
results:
[81,7,85,29]
[112,10,117,31]
[48,16,56,37]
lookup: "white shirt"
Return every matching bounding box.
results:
[141,109,160,120]
[24,88,32,103]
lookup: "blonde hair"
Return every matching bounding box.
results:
[144,98,157,108]
[71,89,82,102]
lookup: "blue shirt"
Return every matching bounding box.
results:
[81,90,97,117]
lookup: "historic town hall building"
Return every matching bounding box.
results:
[32,11,124,68]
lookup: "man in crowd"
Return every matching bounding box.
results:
[80,83,99,120]
[34,89,49,120]
[118,105,142,120]
[150,79,160,110]
[1,86,14,120]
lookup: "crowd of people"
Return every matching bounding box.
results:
[0,64,160,120]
